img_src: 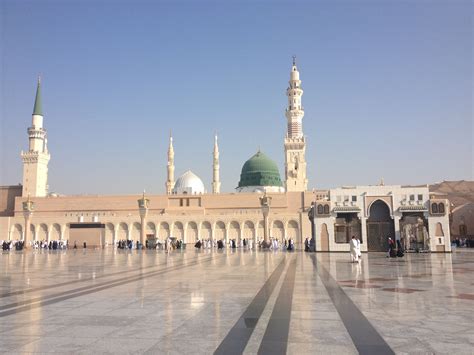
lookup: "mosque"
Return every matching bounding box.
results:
[0,59,451,252]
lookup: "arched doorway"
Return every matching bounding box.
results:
[159,222,170,241]
[37,224,48,241]
[243,221,255,243]
[146,222,156,243]
[214,221,226,241]
[12,224,22,241]
[287,220,299,241]
[174,222,184,242]
[272,220,284,242]
[229,221,240,242]
[367,200,394,251]
[131,222,141,241]
[187,222,198,242]
[320,223,329,251]
[50,224,61,240]
[201,222,212,241]
[257,221,265,242]
[118,223,128,240]
[105,223,114,245]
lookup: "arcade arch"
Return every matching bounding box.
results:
[367,200,394,251]
[229,221,240,242]
[187,222,198,242]
[214,221,226,241]
[200,222,212,240]
[118,222,128,240]
[50,223,61,240]
[159,222,170,240]
[272,220,284,242]
[105,223,114,245]
[173,222,184,241]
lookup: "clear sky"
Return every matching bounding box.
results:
[0,0,472,195]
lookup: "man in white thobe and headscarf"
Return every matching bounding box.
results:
[350,236,359,263]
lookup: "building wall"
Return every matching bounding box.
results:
[1,191,320,247]
[319,185,450,252]
[0,186,22,217]
[0,186,452,252]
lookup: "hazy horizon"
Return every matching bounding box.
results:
[1,0,472,195]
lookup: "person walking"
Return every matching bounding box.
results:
[387,237,396,258]
[166,237,172,253]
[356,237,361,260]
[350,236,359,263]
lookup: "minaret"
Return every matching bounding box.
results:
[165,133,175,194]
[284,56,308,192]
[212,134,221,194]
[21,77,51,197]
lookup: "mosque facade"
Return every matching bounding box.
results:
[0,60,451,252]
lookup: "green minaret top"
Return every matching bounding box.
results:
[33,76,42,116]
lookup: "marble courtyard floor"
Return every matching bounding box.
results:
[0,249,472,354]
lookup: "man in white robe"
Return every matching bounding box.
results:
[350,236,359,263]
[356,237,361,260]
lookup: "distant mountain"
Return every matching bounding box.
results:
[430,180,474,207]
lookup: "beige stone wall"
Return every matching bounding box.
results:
[0,186,22,217]
[1,191,322,246]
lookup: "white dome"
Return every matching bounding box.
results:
[173,170,206,195]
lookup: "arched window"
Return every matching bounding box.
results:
[317,205,323,214]
[324,205,330,214]
[431,203,438,214]
[438,203,445,214]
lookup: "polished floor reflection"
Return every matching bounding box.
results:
[0,248,472,354]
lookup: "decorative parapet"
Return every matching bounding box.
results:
[398,205,428,212]
[333,206,361,213]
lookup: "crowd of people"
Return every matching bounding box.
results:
[1,239,68,251]
[2,236,299,252]
[193,237,295,251]
[2,240,25,250]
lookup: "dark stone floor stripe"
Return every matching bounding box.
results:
[310,254,395,355]
[0,251,200,299]
[214,255,287,355]
[0,253,220,317]
[258,256,297,354]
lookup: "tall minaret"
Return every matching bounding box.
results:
[284,56,308,192]
[165,133,175,194]
[21,77,51,197]
[212,134,221,194]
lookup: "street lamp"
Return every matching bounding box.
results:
[259,191,272,249]
[22,195,35,248]
[137,190,150,249]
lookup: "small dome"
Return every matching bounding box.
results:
[237,151,283,192]
[173,170,206,195]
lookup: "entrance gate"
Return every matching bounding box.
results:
[367,200,395,251]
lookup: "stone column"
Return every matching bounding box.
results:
[360,214,368,252]
[393,214,401,242]
[259,192,272,249]
[113,227,118,247]
[22,196,35,248]
[137,191,150,248]
[308,202,316,252]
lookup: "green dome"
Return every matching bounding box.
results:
[238,151,283,188]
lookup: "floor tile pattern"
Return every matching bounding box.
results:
[0,248,473,354]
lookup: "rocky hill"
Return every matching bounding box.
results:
[430,180,474,207]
